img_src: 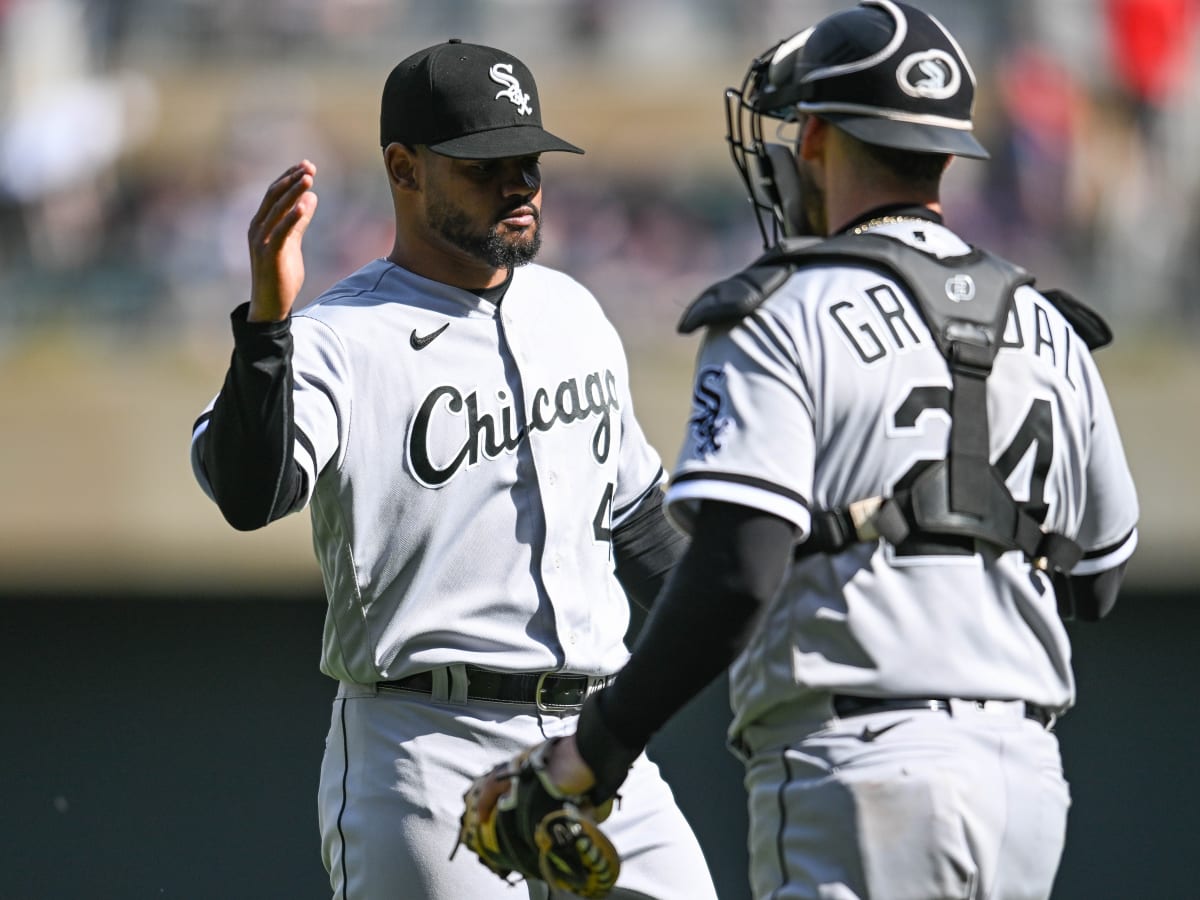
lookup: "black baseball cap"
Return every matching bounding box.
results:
[380,39,584,159]
[756,0,988,159]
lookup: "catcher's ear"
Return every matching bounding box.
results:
[797,114,827,161]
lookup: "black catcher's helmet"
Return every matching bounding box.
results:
[726,0,988,248]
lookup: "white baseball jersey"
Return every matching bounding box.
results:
[191,258,664,685]
[664,220,1139,738]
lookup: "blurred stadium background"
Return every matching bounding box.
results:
[1,1,1196,898]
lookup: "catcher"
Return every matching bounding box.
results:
[462,3,1139,899]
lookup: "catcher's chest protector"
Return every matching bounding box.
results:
[679,232,1103,573]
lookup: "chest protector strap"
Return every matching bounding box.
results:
[681,233,1084,573]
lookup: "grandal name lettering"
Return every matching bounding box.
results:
[827,286,1078,386]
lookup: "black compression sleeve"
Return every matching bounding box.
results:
[198,303,305,531]
[1054,561,1128,621]
[611,487,688,612]
[576,501,796,798]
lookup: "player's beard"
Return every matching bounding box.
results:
[426,197,542,268]
[795,158,827,237]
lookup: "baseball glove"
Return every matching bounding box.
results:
[454,738,620,898]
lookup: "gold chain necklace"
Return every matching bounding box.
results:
[850,214,929,235]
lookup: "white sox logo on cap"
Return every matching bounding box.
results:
[379,41,582,157]
[749,0,989,160]
[896,49,961,100]
[490,63,533,116]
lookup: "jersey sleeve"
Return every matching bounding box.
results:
[609,345,668,529]
[665,308,815,538]
[286,313,354,506]
[189,305,305,529]
[1072,353,1139,574]
[189,306,352,520]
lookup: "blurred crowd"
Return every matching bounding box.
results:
[2,0,1200,345]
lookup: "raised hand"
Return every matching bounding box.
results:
[246,160,318,322]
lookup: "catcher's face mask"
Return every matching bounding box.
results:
[725,30,817,250]
[727,0,990,250]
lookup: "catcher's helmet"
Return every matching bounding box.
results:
[726,0,987,247]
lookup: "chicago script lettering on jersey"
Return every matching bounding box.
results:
[407,369,621,486]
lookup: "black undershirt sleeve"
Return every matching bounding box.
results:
[1054,561,1128,621]
[611,487,688,613]
[197,302,305,531]
[577,500,797,801]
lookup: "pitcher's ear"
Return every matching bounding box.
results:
[384,143,419,190]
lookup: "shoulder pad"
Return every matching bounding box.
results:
[1039,288,1112,350]
[676,238,824,335]
[676,263,791,334]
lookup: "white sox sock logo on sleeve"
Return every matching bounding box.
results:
[688,367,730,456]
[490,64,533,115]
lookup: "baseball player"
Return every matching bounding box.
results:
[503,3,1140,899]
[189,41,718,900]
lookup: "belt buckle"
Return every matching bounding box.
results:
[535,673,610,712]
[535,672,575,713]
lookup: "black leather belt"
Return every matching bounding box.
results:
[832,694,1056,729]
[378,666,613,711]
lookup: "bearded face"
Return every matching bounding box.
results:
[794,153,827,238]
[424,189,543,269]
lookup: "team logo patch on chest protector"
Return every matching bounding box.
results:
[407,370,620,487]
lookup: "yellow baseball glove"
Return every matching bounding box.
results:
[454,738,620,898]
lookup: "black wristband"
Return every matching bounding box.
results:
[230,301,292,349]
[575,692,643,805]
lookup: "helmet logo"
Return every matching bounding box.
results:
[896,50,962,100]
[945,273,976,303]
[490,63,533,116]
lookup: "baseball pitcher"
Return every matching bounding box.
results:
[190,40,717,900]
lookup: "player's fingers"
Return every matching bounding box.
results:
[262,188,318,249]
[253,173,314,242]
[288,189,319,240]
[250,189,316,268]
[266,159,316,194]
[251,162,310,222]
[249,161,317,240]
